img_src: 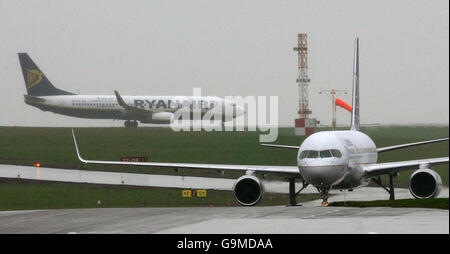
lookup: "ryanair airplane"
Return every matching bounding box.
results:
[18,53,245,128]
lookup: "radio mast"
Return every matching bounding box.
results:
[294,33,317,136]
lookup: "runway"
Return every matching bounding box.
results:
[0,206,447,234]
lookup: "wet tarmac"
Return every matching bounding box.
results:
[0,206,447,234]
[0,164,448,234]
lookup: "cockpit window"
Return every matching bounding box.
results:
[330,149,342,158]
[319,150,332,158]
[306,150,319,159]
[300,149,343,159]
[299,150,308,159]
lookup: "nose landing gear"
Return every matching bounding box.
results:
[318,186,331,207]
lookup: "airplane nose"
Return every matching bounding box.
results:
[299,165,345,187]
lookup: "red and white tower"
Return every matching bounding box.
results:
[293,33,317,136]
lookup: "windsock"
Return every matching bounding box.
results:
[335,98,352,113]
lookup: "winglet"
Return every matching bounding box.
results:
[72,129,87,163]
[114,90,131,110]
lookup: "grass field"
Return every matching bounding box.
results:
[0,178,320,211]
[329,198,449,210]
[0,126,448,187]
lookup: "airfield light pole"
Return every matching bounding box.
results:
[319,89,347,131]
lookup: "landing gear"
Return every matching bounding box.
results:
[124,120,138,128]
[318,186,331,207]
[287,178,309,206]
[371,174,396,200]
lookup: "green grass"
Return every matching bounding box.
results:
[329,198,449,210]
[0,178,320,211]
[0,126,448,186]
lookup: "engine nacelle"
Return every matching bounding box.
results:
[409,168,442,199]
[233,175,264,206]
[140,112,174,124]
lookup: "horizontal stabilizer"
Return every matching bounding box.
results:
[24,94,46,104]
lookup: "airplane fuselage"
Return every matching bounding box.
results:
[25,95,241,123]
[297,130,377,190]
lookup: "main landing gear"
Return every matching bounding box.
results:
[371,174,396,200]
[287,178,309,206]
[124,120,138,128]
[286,179,332,207]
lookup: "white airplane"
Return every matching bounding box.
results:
[19,53,245,128]
[71,38,449,206]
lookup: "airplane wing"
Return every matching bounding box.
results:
[260,144,300,150]
[72,130,300,177]
[362,157,449,178]
[377,138,449,153]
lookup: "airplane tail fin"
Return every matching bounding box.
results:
[18,53,74,96]
[350,38,360,131]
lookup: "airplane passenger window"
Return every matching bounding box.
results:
[320,150,332,158]
[306,150,319,159]
[330,149,342,158]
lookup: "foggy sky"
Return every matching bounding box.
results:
[0,0,448,127]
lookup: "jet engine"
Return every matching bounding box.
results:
[233,175,264,206]
[140,112,173,124]
[409,168,442,199]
